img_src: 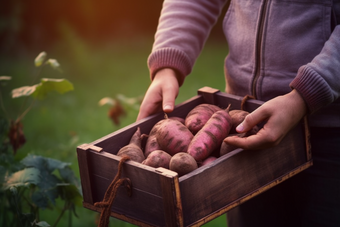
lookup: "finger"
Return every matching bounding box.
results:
[136,89,162,121]
[162,84,178,113]
[225,123,284,150]
[137,101,162,121]
[224,132,269,150]
[236,106,270,133]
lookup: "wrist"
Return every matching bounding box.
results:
[287,89,308,117]
[154,68,180,86]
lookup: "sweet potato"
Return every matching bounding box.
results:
[156,117,193,156]
[220,133,244,156]
[117,127,145,163]
[185,103,222,134]
[142,149,172,169]
[169,152,198,177]
[200,156,217,166]
[187,105,232,161]
[169,116,185,125]
[229,109,250,134]
[144,120,164,158]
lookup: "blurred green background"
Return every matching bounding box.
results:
[1,1,229,226]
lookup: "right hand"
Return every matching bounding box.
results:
[137,68,180,121]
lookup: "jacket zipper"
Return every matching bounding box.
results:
[252,0,269,99]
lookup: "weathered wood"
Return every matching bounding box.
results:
[77,86,312,227]
[197,87,220,105]
[179,122,308,226]
[83,202,156,227]
[77,145,94,204]
[84,150,168,226]
[156,168,184,227]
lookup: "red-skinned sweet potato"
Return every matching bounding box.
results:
[169,152,198,177]
[187,105,232,161]
[144,120,163,158]
[229,109,250,134]
[169,116,185,125]
[156,117,193,156]
[200,156,217,166]
[117,127,145,163]
[185,103,222,134]
[142,150,172,169]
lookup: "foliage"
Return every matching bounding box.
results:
[0,52,81,227]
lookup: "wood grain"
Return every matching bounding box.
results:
[77,86,311,227]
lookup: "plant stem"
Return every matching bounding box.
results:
[52,201,70,227]
[16,100,35,123]
[0,90,9,120]
[18,63,43,120]
[12,188,25,227]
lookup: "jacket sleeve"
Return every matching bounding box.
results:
[290,25,340,114]
[147,0,228,86]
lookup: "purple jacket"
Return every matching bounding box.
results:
[148,0,340,127]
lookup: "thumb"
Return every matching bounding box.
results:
[236,110,267,133]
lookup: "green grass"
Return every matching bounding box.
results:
[1,32,228,226]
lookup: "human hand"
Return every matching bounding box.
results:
[137,68,179,121]
[224,89,307,150]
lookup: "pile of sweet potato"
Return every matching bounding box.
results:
[117,103,258,177]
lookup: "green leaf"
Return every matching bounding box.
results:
[21,154,70,173]
[34,51,47,67]
[3,167,40,190]
[98,97,116,106]
[0,76,11,81]
[35,221,51,227]
[11,85,38,98]
[32,190,51,209]
[32,220,51,227]
[32,78,73,99]
[59,166,82,196]
[59,184,83,206]
[11,78,74,99]
[46,59,62,72]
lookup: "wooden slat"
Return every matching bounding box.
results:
[156,168,184,227]
[215,92,264,111]
[303,117,312,161]
[190,160,313,226]
[83,202,156,227]
[197,87,220,105]
[77,145,94,204]
[179,122,307,226]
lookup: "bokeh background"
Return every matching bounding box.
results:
[1,1,229,226]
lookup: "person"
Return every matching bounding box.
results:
[137,0,340,226]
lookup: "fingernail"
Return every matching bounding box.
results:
[164,104,172,112]
[236,123,244,132]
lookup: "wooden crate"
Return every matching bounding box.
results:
[77,87,312,227]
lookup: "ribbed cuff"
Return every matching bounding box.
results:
[290,65,334,114]
[147,48,192,86]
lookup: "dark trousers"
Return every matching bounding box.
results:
[227,127,340,227]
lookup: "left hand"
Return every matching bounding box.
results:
[223,89,307,150]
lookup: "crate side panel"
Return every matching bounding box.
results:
[86,151,164,198]
[179,124,307,226]
[84,151,167,226]
[92,174,166,226]
[215,93,264,112]
[77,147,94,204]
